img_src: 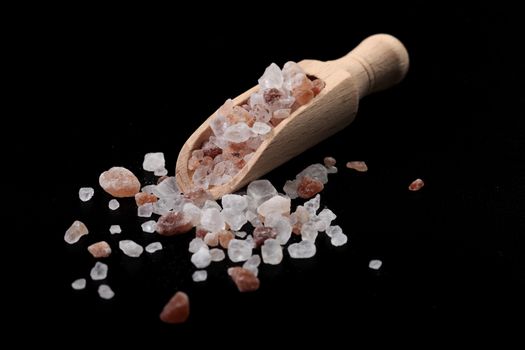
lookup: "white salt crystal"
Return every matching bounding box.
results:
[227,239,252,262]
[304,194,321,215]
[223,123,252,143]
[297,164,329,184]
[191,247,212,269]
[119,240,143,257]
[222,208,247,231]
[331,232,348,247]
[288,241,316,259]
[152,177,179,198]
[109,225,121,234]
[141,184,156,194]
[300,221,318,242]
[182,202,201,226]
[369,259,382,270]
[243,254,261,276]
[71,278,86,290]
[283,179,299,199]
[261,239,283,265]
[201,208,225,233]
[258,63,283,89]
[251,121,272,135]
[257,195,291,217]
[90,262,108,280]
[108,199,120,210]
[137,203,154,217]
[189,238,207,253]
[145,242,162,253]
[143,152,166,172]
[64,220,89,244]
[326,166,338,174]
[203,200,222,211]
[221,194,247,212]
[141,220,156,233]
[98,284,115,300]
[317,209,337,232]
[234,231,247,238]
[209,248,225,262]
[265,214,292,245]
[247,179,277,204]
[154,167,168,176]
[192,270,207,282]
[326,225,342,238]
[78,187,94,202]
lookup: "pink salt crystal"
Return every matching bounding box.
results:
[253,226,277,247]
[196,228,208,239]
[134,192,158,206]
[202,142,222,159]
[228,267,260,292]
[99,166,141,198]
[157,176,169,184]
[297,176,324,199]
[263,88,283,104]
[311,79,326,96]
[184,189,213,207]
[323,156,336,167]
[218,230,234,249]
[87,241,112,258]
[156,212,193,236]
[346,161,368,172]
[204,232,219,247]
[409,178,425,191]
[160,291,190,324]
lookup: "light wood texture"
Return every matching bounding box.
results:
[176,34,409,199]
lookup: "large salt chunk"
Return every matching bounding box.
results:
[192,270,207,282]
[145,242,163,253]
[79,187,94,202]
[297,164,329,184]
[251,122,272,135]
[119,240,143,257]
[288,240,316,259]
[221,194,247,212]
[247,179,277,204]
[99,166,141,197]
[257,195,291,217]
[223,123,252,143]
[64,220,88,244]
[261,239,283,265]
[90,262,108,280]
[265,214,292,245]
[143,152,165,172]
[258,63,283,89]
[137,203,153,217]
[200,208,225,233]
[152,177,179,198]
[71,278,86,290]
[191,247,212,268]
[227,239,252,262]
[98,284,115,300]
[222,208,247,231]
[160,291,190,324]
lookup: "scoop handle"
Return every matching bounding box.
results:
[331,34,409,98]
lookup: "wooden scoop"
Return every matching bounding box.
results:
[176,34,409,199]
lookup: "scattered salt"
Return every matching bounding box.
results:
[145,242,163,253]
[79,187,94,202]
[119,240,143,257]
[108,199,120,210]
[192,270,207,282]
[71,278,86,290]
[90,262,108,280]
[98,284,115,300]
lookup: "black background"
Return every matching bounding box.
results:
[15,4,524,342]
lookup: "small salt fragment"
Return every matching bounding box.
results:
[251,121,272,135]
[261,239,283,265]
[203,200,222,211]
[109,225,121,234]
[283,179,299,199]
[78,187,94,202]
[222,208,247,231]
[326,166,338,174]
[297,164,329,184]
[189,238,207,253]
[99,166,141,197]
[228,267,260,292]
[204,231,219,247]
[192,270,207,282]
[323,157,336,167]
[141,220,157,233]
[143,152,166,172]
[227,239,252,262]
[64,220,89,244]
[218,230,234,248]
[160,291,190,324]
[145,242,163,253]
[288,240,316,259]
[156,212,192,236]
[331,231,348,247]
[210,248,225,262]
[304,194,321,215]
[346,161,368,172]
[71,278,86,290]
[135,192,157,206]
[234,231,247,238]
[201,208,225,233]
[253,226,277,247]
[223,123,253,143]
[326,225,343,238]
[108,199,120,210]
[369,259,382,270]
[257,195,291,217]
[191,247,212,268]
[98,284,115,300]
[141,184,156,194]
[247,179,277,204]
[119,240,143,257]
[297,176,324,199]
[300,221,319,242]
[87,241,112,258]
[221,194,248,212]
[265,214,292,245]
[242,254,261,276]
[137,203,153,217]
[154,167,168,176]
[90,262,108,280]
[409,178,425,191]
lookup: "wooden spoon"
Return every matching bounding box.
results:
[176,34,409,199]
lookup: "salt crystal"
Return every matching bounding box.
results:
[331,231,348,247]
[135,192,157,206]
[143,152,166,172]
[283,179,299,199]
[90,262,108,280]
[243,254,261,276]
[234,231,247,238]
[87,241,112,258]
[204,231,219,247]
[297,164,329,184]
[98,284,115,300]
[326,166,338,174]
[300,221,319,242]
[78,187,94,202]
[71,278,86,290]
[346,161,368,172]
[156,212,192,236]
[137,203,153,217]
[265,214,292,245]
[108,199,120,210]
[409,178,425,191]
[261,239,283,265]
[154,167,168,176]
[258,63,283,89]
[297,176,324,199]
[257,195,291,217]
[64,220,88,244]
[323,157,336,167]
[326,225,343,238]
[317,208,337,231]
[223,123,253,143]
[119,240,143,257]
[247,179,277,204]
[222,208,247,231]
[192,270,207,282]
[203,200,222,211]
[210,248,225,262]
[191,247,212,268]
[189,238,207,253]
[228,267,260,292]
[200,208,225,233]
[182,202,201,226]
[145,242,163,253]
[221,194,247,212]
[109,224,121,234]
[227,239,252,262]
[141,220,157,233]
[141,184,157,194]
[369,259,382,270]
[288,240,316,258]
[160,291,190,324]
[251,121,272,135]
[253,226,277,247]
[99,166,141,197]
[152,177,179,198]
[304,194,321,215]
[218,230,234,248]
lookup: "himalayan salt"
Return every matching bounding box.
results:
[297,164,329,184]
[218,230,234,248]
[71,278,86,290]
[369,259,382,270]
[312,79,326,95]
[141,220,157,233]
[160,291,190,324]
[78,187,94,202]
[283,179,299,199]
[409,178,424,191]
[135,192,157,206]
[204,231,219,247]
[119,240,143,257]
[261,239,283,265]
[87,241,112,258]
[157,175,169,184]
[192,270,207,282]
[137,203,153,217]
[227,239,252,262]
[145,242,163,253]
[184,189,213,208]
[323,157,336,167]
[288,240,316,259]
[297,176,324,199]
[222,208,247,231]
[210,248,226,262]
[90,262,108,280]
[109,224,121,234]
[99,166,141,197]
[153,177,179,198]
[331,231,348,247]
[189,238,207,253]
[291,206,310,234]
[191,247,212,269]
[257,195,291,217]
[242,254,261,276]
[64,220,88,244]
[143,152,165,172]
[265,214,292,245]
[346,161,368,172]
[253,226,277,247]
[221,194,248,212]
[156,212,192,236]
[247,180,277,204]
[108,199,120,210]
[201,208,225,233]
[98,284,115,300]
[228,267,260,292]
